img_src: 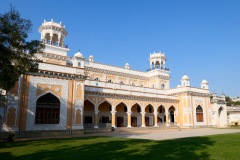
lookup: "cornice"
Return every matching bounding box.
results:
[85,91,179,103]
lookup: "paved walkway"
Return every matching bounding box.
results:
[114,128,240,140]
[15,128,240,141]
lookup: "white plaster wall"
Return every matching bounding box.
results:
[26,76,68,131]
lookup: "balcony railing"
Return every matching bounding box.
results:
[147,66,169,72]
[42,40,68,48]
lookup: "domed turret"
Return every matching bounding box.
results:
[125,63,130,69]
[149,51,167,70]
[72,51,84,68]
[89,55,94,62]
[181,75,190,86]
[74,51,83,58]
[182,75,189,80]
[201,79,209,89]
[38,19,69,56]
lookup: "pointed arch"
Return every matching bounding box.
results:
[35,93,60,124]
[132,103,141,113]
[98,101,112,112]
[36,91,61,101]
[83,99,95,125]
[157,105,166,114]
[116,102,128,112]
[145,104,154,113]
[84,99,95,112]
[196,105,203,122]
[169,106,175,123]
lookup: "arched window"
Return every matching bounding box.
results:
[78,62,81,67]
[35,93,60,124]
[196,105,203,122]
[107,79,113,83]
[161,84,165,89]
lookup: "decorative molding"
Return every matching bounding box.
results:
[84,91,179,103]
[85,67,149,80]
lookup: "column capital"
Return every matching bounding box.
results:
[127,112,132,115]
[165,112,169,115]
[141,112,146,115]
[111,111,117,114]
[154,112,158,116]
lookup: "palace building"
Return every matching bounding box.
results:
[0,20,229,136]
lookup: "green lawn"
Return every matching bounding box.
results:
[1,133,240,160]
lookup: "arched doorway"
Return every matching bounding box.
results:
[169,106,175,124]
[145,104,154,126]
[35,93,60,124]
[98,101,112,128]
[83,99,95,128]
[131,103,142,127]
[196,105,204,122]
[116,102,127,127]
[218,106,224,127]
[157,105,166,125]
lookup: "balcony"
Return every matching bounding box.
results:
[147,66,169,72]
[42,40,68,48]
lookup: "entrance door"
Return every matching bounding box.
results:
[117,117,124,127]
[84,116,93,123]
[170,111,174,122]
[145,117,149,126]
[131,117,137,127]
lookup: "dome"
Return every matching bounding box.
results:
[74,51,83,58]
[177,84,181,88]
[125,63,130,69]
[182,75,189,80]
[150,52,165,59]
[201,79,208,84]
[89,55,94,62]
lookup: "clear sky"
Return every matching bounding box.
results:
[1,0,240,97]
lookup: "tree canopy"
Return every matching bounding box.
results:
[0,6,43,90]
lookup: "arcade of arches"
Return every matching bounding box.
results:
[83,96,179,128]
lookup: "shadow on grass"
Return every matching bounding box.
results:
[0,136,214,160]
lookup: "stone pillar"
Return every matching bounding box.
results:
[111,111,116,128]
[165,112,169,126]
[154,112,158,127]
[50,35,53,44]
[141,112,146,127]
[127,112,132,127]
[94,111,98,128]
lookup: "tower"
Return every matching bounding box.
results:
[149,52,166,70]
[38,19,70,56]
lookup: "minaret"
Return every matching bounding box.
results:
[148,52,166,70]
[38,19,70,56]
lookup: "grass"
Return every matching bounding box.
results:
[0,133,240,160]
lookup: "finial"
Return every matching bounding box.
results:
[51,19,53,22]
[44,19,46,23]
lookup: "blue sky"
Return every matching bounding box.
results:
[1,0,240,97]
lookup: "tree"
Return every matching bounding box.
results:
[0,6,43,91]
